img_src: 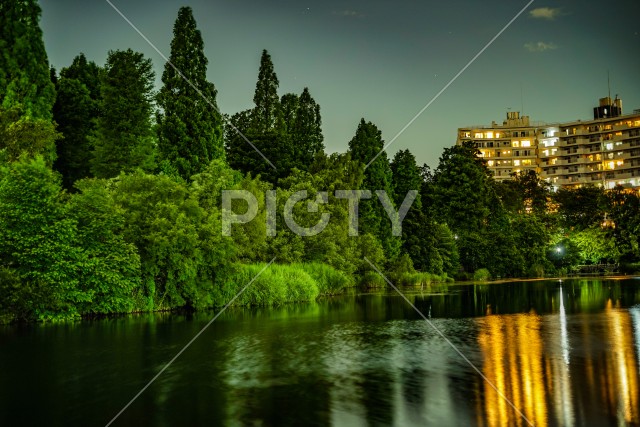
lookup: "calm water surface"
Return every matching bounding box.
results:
[2,278,640,426]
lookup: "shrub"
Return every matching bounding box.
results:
[527,263,545,278]
[473,268,491,281]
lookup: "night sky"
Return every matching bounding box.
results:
[40,0,640,168]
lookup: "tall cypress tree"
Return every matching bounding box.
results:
[91,49,155,178]
[280,93,299,132]
[291,87,323,169]
[226,49,292,183]
[251,49,281,132]
[0,0,56,120]
[157,6,224,179]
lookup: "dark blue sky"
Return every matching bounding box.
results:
[40,0,640,167]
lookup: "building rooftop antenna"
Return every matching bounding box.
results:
[520,82,524,116]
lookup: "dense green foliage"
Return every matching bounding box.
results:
[53,54,102,188]
[157,7,224,179]
[1,5,639,323]
[0,0,55,120]
[90,49,156,178]
[348,119,400,260]
[225,50,324,183]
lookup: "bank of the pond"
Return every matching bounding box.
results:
[0,262,358,324]
[450,274,640,286]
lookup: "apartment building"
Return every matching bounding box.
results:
[456,97,640,189]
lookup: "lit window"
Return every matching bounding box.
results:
[522,160,532,166]
[606,143,613,150]
[550,158,557,165]
[487,160,495,167]
[486,131,494,138]
[551,148,557,154]
[543,150,549,156]
[521,140,531,147]
[514,160,521,166]
[475,132,483,138]
[495,132,501,138]
[512,141,520,147]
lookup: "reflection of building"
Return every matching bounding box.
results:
[476,296,640,427]
[477,313,548,427]
[604,300,639,424]
[456,97,640,189]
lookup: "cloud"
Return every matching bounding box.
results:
[529,7,561,20]
[524,41,558,52]
[333,10,360,17]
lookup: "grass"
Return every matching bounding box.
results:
[212,262,352,307]
[395,272,453,286]
[294,262,353,295]
[358,271,386,288]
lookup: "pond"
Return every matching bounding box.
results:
[2,278,640,426]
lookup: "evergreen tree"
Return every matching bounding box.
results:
[280,93,299,131]
[348,119,399,260]
[60,53,102,102]
[431,141,493,232]
[390,149,426,268]
[91,49,155,178]
[52,77,94,188]
[225,50,292,183]
[53,55,102,188]
[157,6,224,179]
[251,49,281,132]
[291,87,324,168]
[430,141,518,276]
[0,0,56,120]
[390,149,421,209]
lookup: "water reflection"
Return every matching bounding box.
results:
[477,313,547,427]
[2,279,640,426]
[604,300,639,424]
[476,286,640,427]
